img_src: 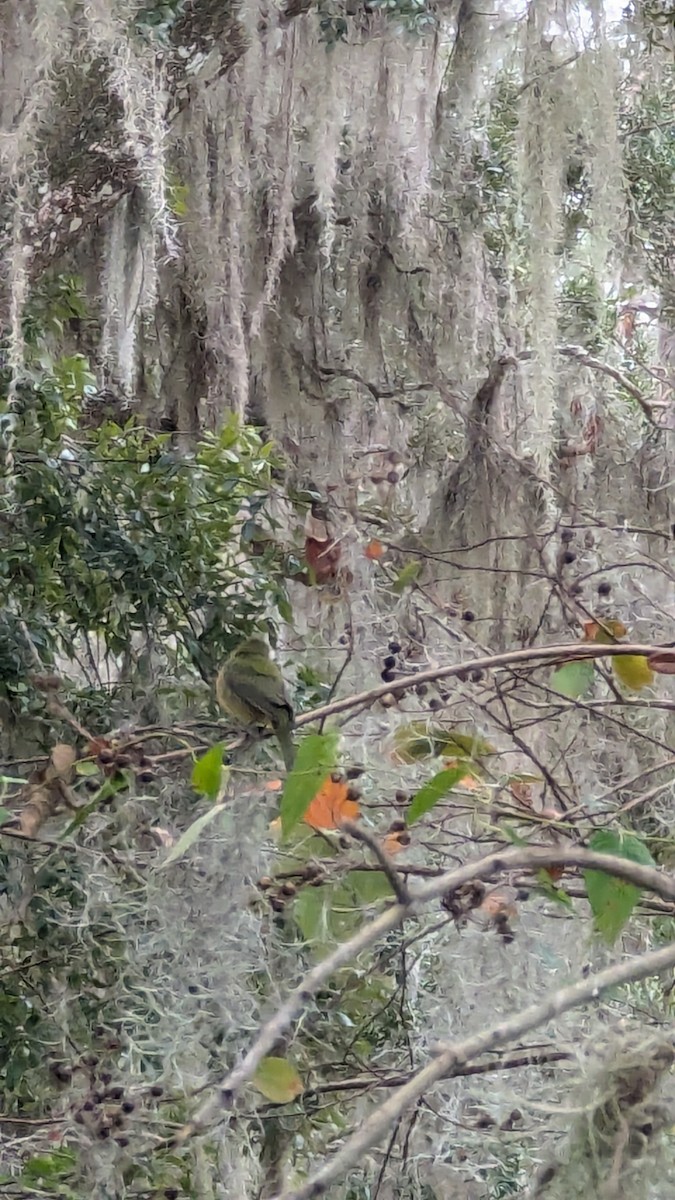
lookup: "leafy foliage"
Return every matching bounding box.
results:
[0,278,289,724]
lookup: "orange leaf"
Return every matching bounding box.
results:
[365,538,385,560]
[583,618,627,642]
[303,778,360,831]
[382,830,410,855]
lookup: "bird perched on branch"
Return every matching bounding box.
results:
[215,636,295,771]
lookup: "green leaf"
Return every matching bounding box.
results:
[75,759,101,777]
[551,659,595,698]
[280,731,339,837]
[393,722,494,763]
[252,1057,303,1104]
[347,869,394,904]
[584,829,655,944]
[406,765,468,825]
[22,1148,76,1181]
[160,803,229,869]
[392,560,422,594]
[535,869,574,910]
[294,886,329,945]
[192,744,226,800]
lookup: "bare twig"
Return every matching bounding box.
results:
[340,820,410,904]
[273,939,675,1200]
[174,845,675,1143]
[519,345,659,420]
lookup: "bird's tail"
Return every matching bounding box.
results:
[277,726,296,773]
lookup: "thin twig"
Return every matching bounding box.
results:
[340,820,410,904]
[173,844,675,1143]
[273,940,675,1200]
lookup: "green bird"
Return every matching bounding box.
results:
[215,636,295,771]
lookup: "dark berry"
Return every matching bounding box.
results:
[470,670,484,683]
[388,640,401,653]
[389,819,406,832]
[121,1100,135,1114]
[562,551,576,565]
[429,698,443,711]
[346,766,364,780]
[561,528,574,543]
[462,610,475,622]
[597,581,611,595]
[415,683,428,697]
[149,1085,164,1098]
[137,770,156,784]
[381,669,396,682]
[383,655,397,670]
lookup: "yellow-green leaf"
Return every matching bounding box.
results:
[252,1057,303,1104]
[391,560,422,594]
[393,722,494,764]
[160,803,229,869]
[192,744,226,799]
[611,654,654,692]
[407,765,468,825]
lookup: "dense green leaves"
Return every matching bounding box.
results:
[0,292,290,715]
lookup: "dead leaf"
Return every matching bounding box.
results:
[51,744,77,775]
[382,830,410,855]
[304,778,360,831]
[304,535,341,585]
[480,887,518,918]
[583,618,627,642]
[648,650,675,675]
[365,538,385,560]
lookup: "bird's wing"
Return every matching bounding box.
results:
[225,675,292,727]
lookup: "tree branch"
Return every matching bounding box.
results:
[173,844,675,1144]
[274,939,675,1200]
[295,642,673,728]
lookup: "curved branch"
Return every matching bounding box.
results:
[173,844,675,1144]
[275,938,675,1200]
[296,641,673,727]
